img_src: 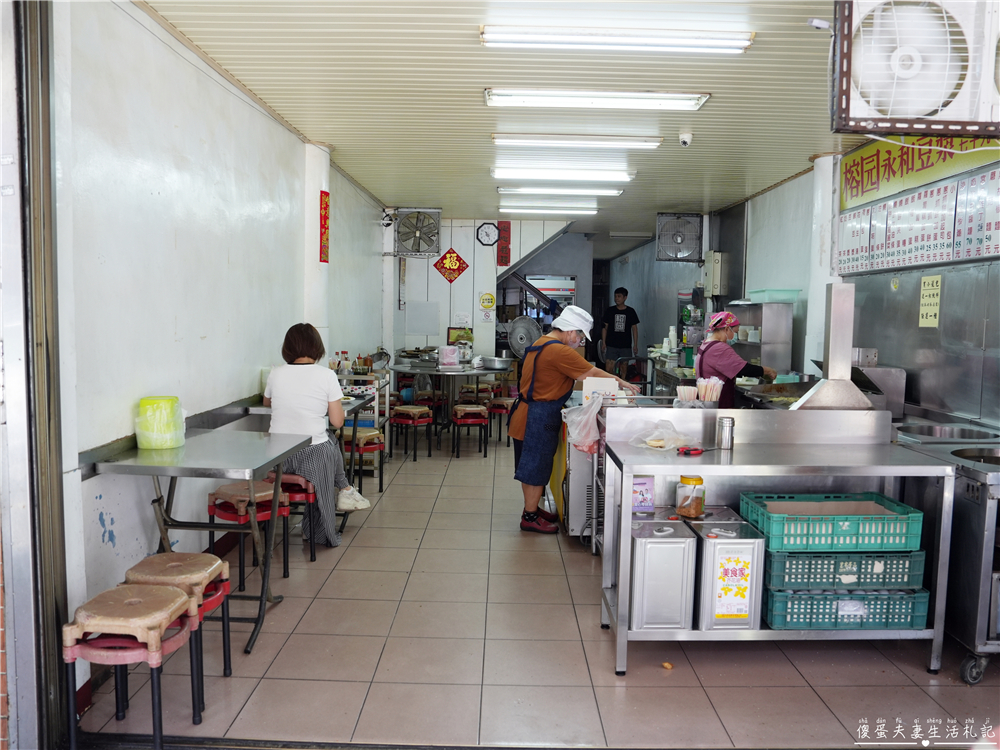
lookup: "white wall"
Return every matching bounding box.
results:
[745,171,816,371]
[52,2,385,603]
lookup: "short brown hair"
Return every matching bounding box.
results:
[281,323,325,364]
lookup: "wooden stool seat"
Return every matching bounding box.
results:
[452,404,488,418]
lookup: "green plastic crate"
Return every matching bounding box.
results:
[764,589,929,630]
[764,550,925,590]
[740,492,923,552]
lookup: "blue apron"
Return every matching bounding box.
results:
[511,339,575,486]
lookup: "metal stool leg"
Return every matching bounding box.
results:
[282,513,290,579]
[189,629,202,724]
[114,664,128,720]
[66,661,78,750]
[149,666,164,750]
[308,501,316,562]
[378,446,384,492]
[221,593,232,677]
[427,422,432,457]
[237,533,246,592]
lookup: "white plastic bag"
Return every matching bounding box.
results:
[627,419,694,452]
[562,396,602,454]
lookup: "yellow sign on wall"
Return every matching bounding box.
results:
[479,292,496,310]
[841,136,999,211]
[919,275,942,328]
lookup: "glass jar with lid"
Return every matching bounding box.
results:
[675,475,705,518]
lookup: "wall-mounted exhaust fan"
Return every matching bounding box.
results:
[833,0,999,135]
[655,213,703,262]
[394,208,442,257]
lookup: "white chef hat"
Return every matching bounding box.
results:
[551,305,593,341]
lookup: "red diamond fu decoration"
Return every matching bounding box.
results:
[434,248,468,284]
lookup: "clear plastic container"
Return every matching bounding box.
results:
[675,475,705,518]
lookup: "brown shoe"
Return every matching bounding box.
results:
[520,514,558,534]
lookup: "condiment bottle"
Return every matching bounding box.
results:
[675,475,705,518]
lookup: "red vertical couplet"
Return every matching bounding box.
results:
[497,221,511,266]
[319,190,330,263]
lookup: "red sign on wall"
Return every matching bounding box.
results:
[497,220,511,266]
[433,248,468,283]
[319,190,330,263]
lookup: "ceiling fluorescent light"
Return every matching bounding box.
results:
[492,134,661,149]
[499,207,598,215]
[492,167,634,182]
[609,231,653,239]
[498,187,623,196]
[481,26,754,54]
[485,89,709,111]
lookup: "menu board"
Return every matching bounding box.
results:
[837,206,871,274]
[883,183,957,268]
[955,169,1000,259]
[868,202,889,270]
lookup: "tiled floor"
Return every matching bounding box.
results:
[81,434,999,747]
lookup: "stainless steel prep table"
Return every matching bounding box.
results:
[600,423,957,675]
[94,428,310,654]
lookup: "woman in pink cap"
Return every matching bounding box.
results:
[695,311,777,408]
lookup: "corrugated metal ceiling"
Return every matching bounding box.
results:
[145,0,868,257]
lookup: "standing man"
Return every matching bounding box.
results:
[602,287,640,373]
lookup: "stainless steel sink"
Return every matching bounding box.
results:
[951,448,1000,466]
[895,423,1000,444]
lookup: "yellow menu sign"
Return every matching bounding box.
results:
[919,275,942,328]
[841,136,999,211]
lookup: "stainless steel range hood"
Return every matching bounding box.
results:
[791,283,873,411]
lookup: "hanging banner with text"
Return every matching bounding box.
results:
[840,136,999,211]
[319,190,330,263]
[497,221,511,266]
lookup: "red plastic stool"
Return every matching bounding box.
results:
[265,471,319,562]
[64,585,200,750]
[207,481,290,591]
[341,428,385,494]
[451,405,489,458]
[487,397,516,446]
[389,406,433,462]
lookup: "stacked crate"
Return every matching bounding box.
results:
[739,493,929,630]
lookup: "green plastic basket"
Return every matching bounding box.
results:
[740,492,923,552]
[764,589,929,630]
[764,550,925,590]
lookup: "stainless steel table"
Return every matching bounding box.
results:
[94,428,310,653]
[600,441,957,675]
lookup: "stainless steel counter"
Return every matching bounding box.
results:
[600,433,956,676]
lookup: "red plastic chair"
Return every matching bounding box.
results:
[207,481,290,591]
[487,397,516,446]
[389,406,434,462]
[451,405,489,458]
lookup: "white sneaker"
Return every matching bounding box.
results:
[336,486,371,511]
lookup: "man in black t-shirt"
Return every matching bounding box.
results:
[601,287,640,372]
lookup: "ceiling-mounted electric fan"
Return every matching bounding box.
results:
[655,213,703,262]
[508,316,543,359]
[833,0,999,135]
[394,208,442,257]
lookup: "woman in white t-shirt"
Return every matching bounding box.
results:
[263,323,370,547]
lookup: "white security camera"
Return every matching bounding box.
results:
[679,133,693,148]
[807,18,831,30]
[380,210,394,228]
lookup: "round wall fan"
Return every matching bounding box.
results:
[852,1,969,118]
[508,316,543,359]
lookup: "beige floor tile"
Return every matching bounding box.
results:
[389,472,444,486]
[562,550,604,576]
[413,548,490,574]
[336,545,416,572]
[220,593,312,634]
[919,684,1000,722]
[567,575,603,605]
[871,637,1000,687]
[444,467,496,484]
[352,683,481,746]
[402,571,488,602]
[371,495,438,513]
[575,604,616,641]
[595,686,734,748]
[378,484,441,499]
[484,639,591,686]
[815,685,962,738]
[394,462,448,476]
[480,685,607,747]
[682,641,808,687]
[317,569,409,600]
[265,633,385,682]
[427,512,493,531]
[362,510,431,529]
[420,528,491,550]
[490,549,564,575]
[488,574,572,604]
[348,526,425,548]
[439,483,495,500]
[96,674,258,738]
[255,565,333,599]
[585,639,702,687]
[373,636,484,684]
[295,598,398,636]
[281,537,348,569]
[226,678,367,743]
[491,486,524,502]
[435,497,494,514]
[489,529,560,551]
[779,641,915,686]
[390,601,487,639]
[162,630,288,680]
[486,603,580,640]
[707,686,856,748]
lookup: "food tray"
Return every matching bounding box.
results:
[740,492,922,552]
[764,589,929,630]
[764,550,925,590]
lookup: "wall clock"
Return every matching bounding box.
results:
[477,222,499,246]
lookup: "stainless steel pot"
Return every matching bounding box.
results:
[482,356,514,370]
[419,350,438,362]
